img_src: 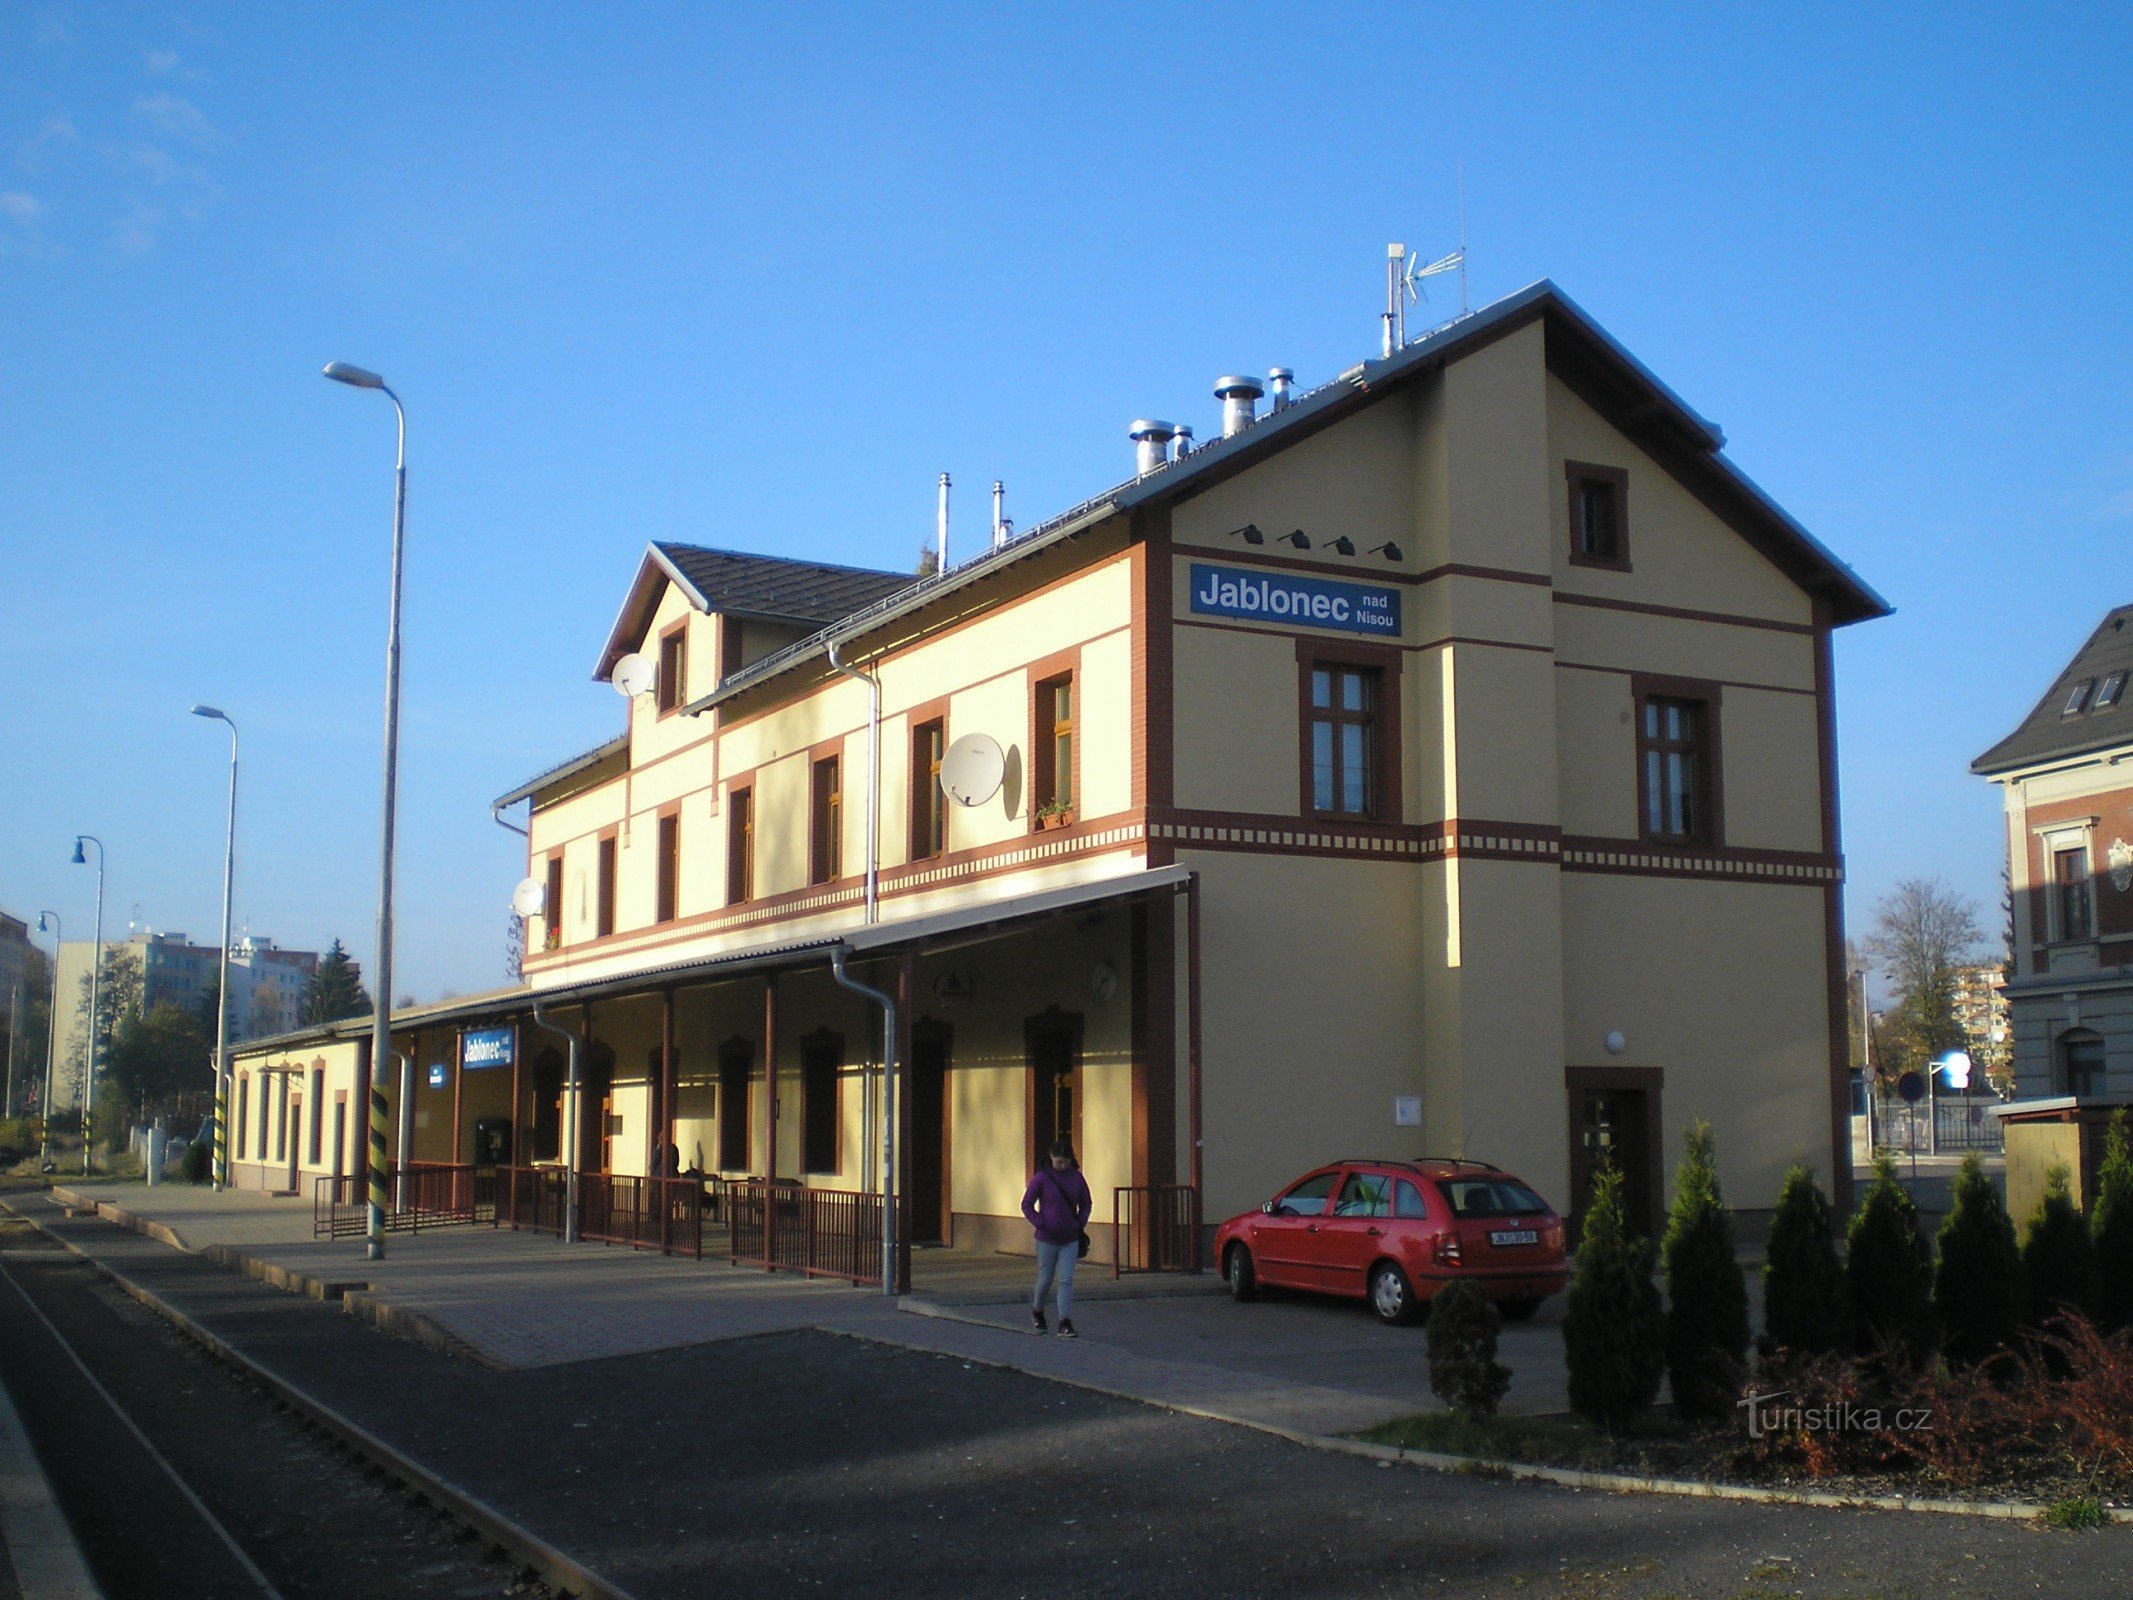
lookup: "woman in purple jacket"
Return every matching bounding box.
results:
[1022,1139,1092,1338]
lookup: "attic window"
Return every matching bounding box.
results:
[656,627,687,715]
[2096,671,2127,710]
[2063,680,2096,717]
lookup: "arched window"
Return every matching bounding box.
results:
[2056,1030,2105,1098]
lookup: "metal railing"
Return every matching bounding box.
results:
[1872,1095,2007,1156]
[1113,1184,1202,1276]
[578,1173,711,1259]
[312,1163,494,1238]
[725,1179,883,1285]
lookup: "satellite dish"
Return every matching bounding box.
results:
[510,877,546,918]
[939,732,1005,808]
[611,653,657,698]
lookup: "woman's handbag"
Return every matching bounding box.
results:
[1076,1229,1091,1260]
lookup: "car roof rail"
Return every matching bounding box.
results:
[1410,1155,1502,1171]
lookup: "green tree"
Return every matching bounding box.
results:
[300,939,371,1025]
[4,946,53,1120]
[1661,1121,1750,1419]
[73,946,143,1094]
[1563,1164,1666,1429]
[1847,1152,1935,1368]
[2022,1164,2097,1328]
[1762,1162,1847,1357]
[1427,1278,1511,1419]
[103,1001,212,1112]
[1934,1152,2023,1367]
[1862,878,1984,1077]
[2094,1110,2133,1334]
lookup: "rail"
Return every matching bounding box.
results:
[1113,1184,1201,1276]
[725,1179,882,1285]
[578,1173,710,1259]
[312,1163,495,1238]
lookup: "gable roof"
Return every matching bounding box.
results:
[1972,606,2133,776]
[594,543,913,680]
[685,279,1889,718]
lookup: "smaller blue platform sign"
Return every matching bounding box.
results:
[1188,562,1400,638]
[427,1063,447,1089]
[461,1027,515,1071]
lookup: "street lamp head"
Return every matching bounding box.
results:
[323,361,386,390]
[37,912,54,935]
[71,838,85,865]
[190,702,229,721]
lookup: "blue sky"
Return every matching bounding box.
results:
[3,4,2127,1003]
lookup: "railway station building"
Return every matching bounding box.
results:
[228,280,1887,1280]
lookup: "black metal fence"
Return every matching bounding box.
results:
[725,1179,883,1285]
[312,1162,493,1238]
[1112,1184,1202,1276]
[1872,1095,2007,1155]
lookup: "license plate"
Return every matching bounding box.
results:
[1489,1228,1537,1246]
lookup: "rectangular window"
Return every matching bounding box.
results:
[718,1042,750,1171]
[726,787,754,904]
[1033,675,1075,824]
[656,812,680,923]
[911,719,946,860]
[2064,680,2096,716]
[810,755,842,884]
[595,834,617,937]
[801,1032,841,1175]
[2097,671,2127,710]
[1639,694,1714,843]
[2054,845,2091,940]
[543,855,564,951]
[1308,664,1379,817]
[656,627,687,715]
[236,1075,249,1159]
[1566,462,1630,569]
[309,1068,324,1165]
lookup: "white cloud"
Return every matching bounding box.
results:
[17,115,78,173]
[0,192,41,222]
[113,195,162,255]
[0,190,53,259]
[145,48,180,74]
[129,91,222,148]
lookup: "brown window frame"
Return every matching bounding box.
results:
[309,1066,324,1165]
[1031,670,1078,827]
[2053,844,2092,941]
[236,1073,249,1159]
[1631,675,1723,847]
[810,754,842,885]
[1566,461,1631,571]
[725,784,754,905]
[1294,639,1401,822]
[1024,1008,1084,1175]
[655,808,681,924]
[595,831,618,937]
[542,853,564,952]
[910,716,947,861]
[656,623,688,716]
[800,1027,842,1176]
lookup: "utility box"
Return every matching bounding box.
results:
[1995,1097,2129,1226]
[473,1117,512,1167]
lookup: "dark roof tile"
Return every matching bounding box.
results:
[653,543,914,625]
[1973,606,2133,774]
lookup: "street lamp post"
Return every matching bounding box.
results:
[35,913,60,1171]
[324,360,407,1264]
[191,705,238,1190]
[71,836,105,1176]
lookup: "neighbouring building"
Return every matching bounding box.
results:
[1973,607,2133,1103]
[228,279,1886,1272]
[1950,962,2012,1087]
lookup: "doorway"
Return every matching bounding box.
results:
[287,1096,302,1193]
[1025,1008,1083,1172]
[1565,1066,1663,1244]
[910,1021,952,1245]
[332,1094,347,1187]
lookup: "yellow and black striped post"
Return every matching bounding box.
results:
[367,1081,391,1255]
[211,1084,228,1189]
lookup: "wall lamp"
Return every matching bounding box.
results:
[1277,529,1310,550]
[1224,523,1265,546]
[1367,541,1403,562]
[1323,536,1356,556]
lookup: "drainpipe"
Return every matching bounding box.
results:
[391,1049,414,1211]
[527,999,582,1244]
[490,800,528,838]
[830,945,897,1298]
[826,639,880,924]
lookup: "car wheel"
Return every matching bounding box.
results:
[1500,1296,1541,1322]
[1226,1244,1257,1302]
[1369,1262,1421,1326]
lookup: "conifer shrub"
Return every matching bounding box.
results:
[1563,1164,1665,1429]
[1847,1152,1935,1369]
[1427,1278,1511,1419]
[181,1138,210,1184]
[2023,1164,2097,1330]
[1661,1121,1750,1419]
[2094,1110,2133,1335]
[1761,1161,1846,1357]
[1934,1151,2024,1368]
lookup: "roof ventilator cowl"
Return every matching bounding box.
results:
[1214,374,1264,438]
[1129,419,1177,476]
[1268,368,1295,412]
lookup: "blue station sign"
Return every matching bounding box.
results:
[460,1027,515,1071]
[1188,562,1400,639]
[427,1063,448,1089]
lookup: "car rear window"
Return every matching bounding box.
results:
[1394,1180,1428,1219]
[1435,1178,1548,1219]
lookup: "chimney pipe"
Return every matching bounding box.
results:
[1172,424,1194,462]
[936,472,951,573]
[991,480,1006,549]
[1269,368,1294,412]
[1129,419,1177,476]
[1214,375,1264,439]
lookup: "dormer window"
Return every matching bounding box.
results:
[2096,671,2127,710]
[1566,462,1630,571]
[2062,680,2095,717]
[656,626,687,715]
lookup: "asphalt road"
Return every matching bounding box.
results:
[13,1201,2133,1600]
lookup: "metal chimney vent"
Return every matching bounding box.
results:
[1214,375,1264,438]
[1269,368,1295,412]
[1172,424,1194,462]
[1129,419,1177,476]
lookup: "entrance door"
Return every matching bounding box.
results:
[910,1023,951,1245]
[1568,1070,1660,1244]
[287,1096,302,1193]
[332,1096,347,1187]
[1026,1010,1082,1169]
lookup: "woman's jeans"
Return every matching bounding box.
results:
[1032,1238,1078,1319]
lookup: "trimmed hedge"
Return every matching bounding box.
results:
[1661,1121,1749,1419]
[1563,1164,1665,1429]
[1848,1152,1935,1369]
[1934,1151,2024,1368]
[1427,1278,1511,1419]
[2095,1110,2133,1335]
[1762,1161,1846,1357]
[2024,1164,2097,1329]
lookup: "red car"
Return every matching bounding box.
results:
[1213,1158,1570,1326]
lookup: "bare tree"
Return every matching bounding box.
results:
[1862,878,1985,1077]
